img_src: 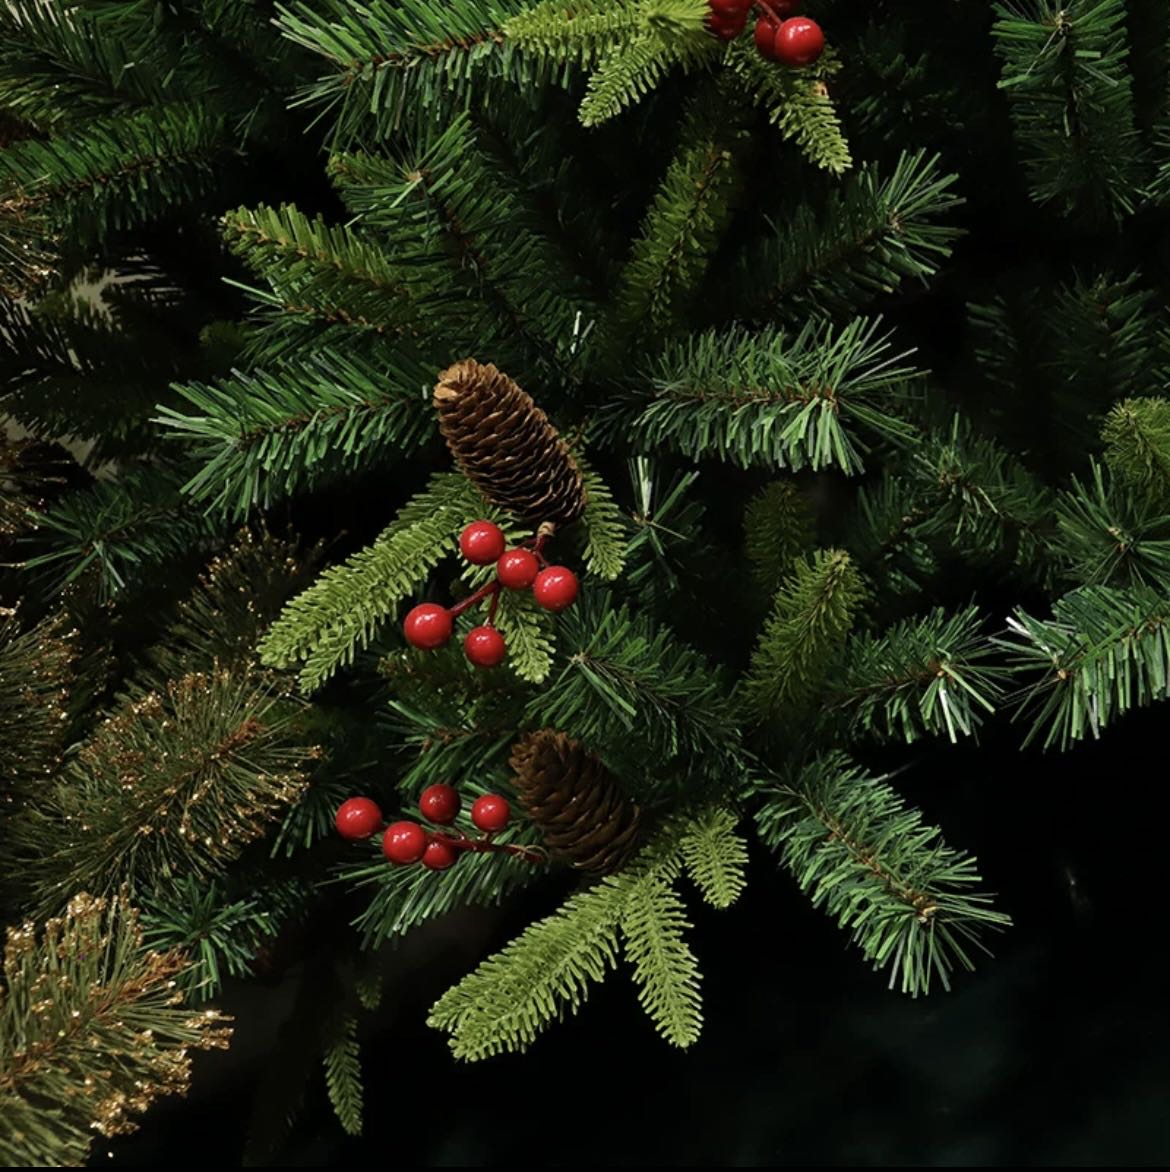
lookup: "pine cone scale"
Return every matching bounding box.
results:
[434,360,587,528]
[510,730,641,875]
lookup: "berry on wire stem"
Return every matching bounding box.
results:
[335,796,383,841]
[419,783,461,825]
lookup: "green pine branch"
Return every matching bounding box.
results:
[221,203,421,346]
[328,116,586,362]
[992,0,1142,221]
[737,150,962,321]
[259,473,487,692]
[832,606,1009,744]
[22,465,220,602]
[0,104,226,262]
[0,893,231,1168]
[678,805,749,909]
[613,317,921,474]
[1052,461,1170,588]
[0,293,183,455]
[139,874,313,1002]
[576,6,714,129]
[743,480,816,599]
[578,460,629,581]
[743,548,866,723]
[276,0,528,139]
[723,39,851,173]
[159,349,434,518]
[613,95,744,333]
[620,872,702,1048]
[756,753,1010,995]
[1102,398,1170,508]
[0,1,163,131]
[137,526,323,689]
[529,594,741,786]
[344,834,542,948]
[322,1015,363,1137]
[429,818,729,1059]
[998,584,1170,749]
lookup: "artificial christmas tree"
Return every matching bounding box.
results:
[3,0,1170,1164]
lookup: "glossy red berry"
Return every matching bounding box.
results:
[464,625,507,668]
[382,820,428,864]
[459,520,506,566]
[709,10,747,39]
[532,566,579,612]
[419,783,461,825]
[471,793,510,833]
[774,15,824,66]
[335,796,383,841]
[754,15,780,59]
[421,836,460,871]
[707,0,750,16]
[403,602,452,650]
[496,548,540,590]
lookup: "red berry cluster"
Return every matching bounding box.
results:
[402,521,579,669]
[334,787,544,873]
[707,0,825,67]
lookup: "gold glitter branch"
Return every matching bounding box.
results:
[5,667,319,919]
[0,892,231,1167]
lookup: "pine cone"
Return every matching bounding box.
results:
[434,359,587,529]
[510,730,641,875]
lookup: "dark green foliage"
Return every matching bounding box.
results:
[161,349,434,517]
[743,549,866,723]
[23,464,220,601]
[529,594,741,788]
[999,584,1170,749]
[756,754,1011,995]
[833,607,1008,744]
[743,480,816,599]
[614,317,921,473]
[1103,398,1170,506]
[0,104,226,289]
[733,151,963,321]
[992,0,1141,221]
[1052,461,1170,588]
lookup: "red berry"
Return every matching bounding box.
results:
[459,520,506,566]
[382,820,427,864]
[335,796,383,841]
[421,836,460,871]
[471,794,510,833]
[532,566,579,612]
[403,602,452,650]
[464,625,507,668]
[707,0,750,16]
[497,548,539,590]
[709,10,747,39]
[419,783,461,825]
[774,15,824,66]
[754,15,780,59]
[767,0,798,14]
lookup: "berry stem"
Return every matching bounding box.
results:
[448,578,500,619]
[432,831,547,866]
[755,0,785,21]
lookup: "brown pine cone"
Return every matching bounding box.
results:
[433,359,586,529]
[509,730,641,875]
